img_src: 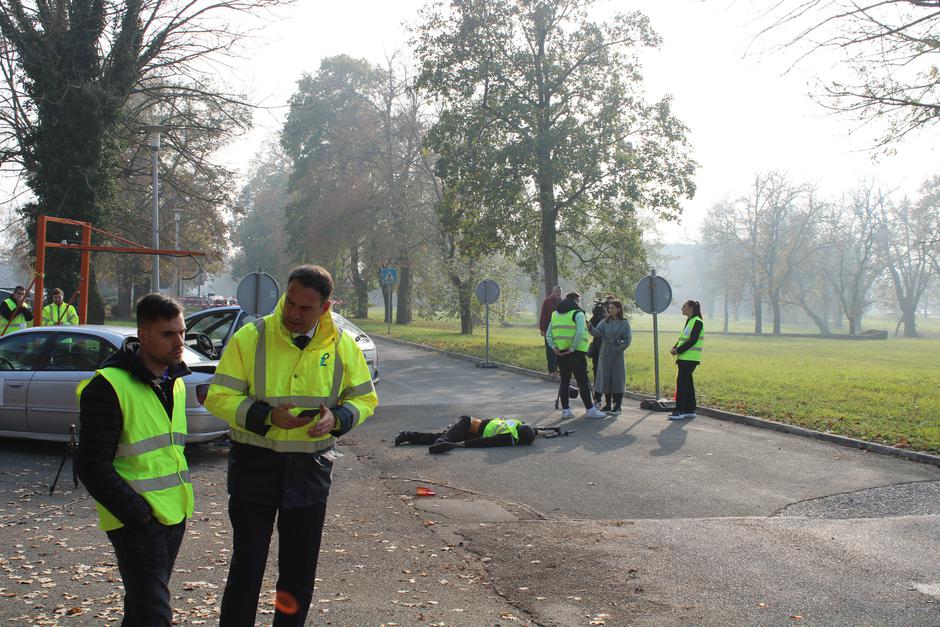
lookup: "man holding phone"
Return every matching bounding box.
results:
[205,265,378,626]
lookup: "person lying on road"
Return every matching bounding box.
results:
[394,415,536,454]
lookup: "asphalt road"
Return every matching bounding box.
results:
[0,338,937,625]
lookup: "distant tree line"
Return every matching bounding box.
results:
[700,172,940,338]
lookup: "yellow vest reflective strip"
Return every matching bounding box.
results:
[676,316,704,362]
[2,298,26,333]
[211,373,249,394]
[550,310,589,352]
[228,429,336,453]
[76,367,194,531]
[482,418,521,441]
[42,303,77,325]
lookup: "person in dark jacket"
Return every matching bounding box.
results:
[538,286,562,375]
[587,294,616,405]
[76,294,192,627]
[669,299,704,420]
[395,415,536,453]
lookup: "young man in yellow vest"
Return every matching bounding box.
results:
[76,294,193,626]
[205,264,378,627]
[546,291,607,419]
[0,285,33,334]
[395,415,537,453]
[41,287,79,325]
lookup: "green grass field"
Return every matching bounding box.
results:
[355,312,940,454]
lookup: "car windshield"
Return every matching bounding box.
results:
[182,345,211,364]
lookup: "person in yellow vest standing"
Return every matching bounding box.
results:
[669,299,704,420]
[0,285,33,334]
[394,415,536,453]
[205,265,378,627]
[546,291,608,419]
[75,294,194,626]
[42,288,79,326]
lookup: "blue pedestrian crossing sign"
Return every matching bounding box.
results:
[380,268,397,286]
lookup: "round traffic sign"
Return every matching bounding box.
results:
[475,279,500,305]
[236,271,280,316]
[635,274,672,314]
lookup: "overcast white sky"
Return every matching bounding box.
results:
[220,0,940,242]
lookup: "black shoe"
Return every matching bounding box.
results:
[610,405,621,415]
[429,441,457,454]
[600,405,612,412]
[394,432,409,446]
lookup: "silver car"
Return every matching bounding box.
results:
[184,306,379,383]
[0,326,228,443]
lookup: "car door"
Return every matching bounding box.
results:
[0,332,52,433]
[27,332,116,437]
[185,309,238,357]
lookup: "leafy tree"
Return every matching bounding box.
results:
[414,0,696,295]
[0,0,279,310]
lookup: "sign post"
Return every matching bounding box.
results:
[634,269,674,411]
[236,269,280,316]
[380,268,397,334]
[475,279,500,368]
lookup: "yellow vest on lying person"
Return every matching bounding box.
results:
[204,297,378,453]
[76,368,194,531]
[481,418,522,442]
[550,309,590,353]
[676,316,704,362]
[42,302,79,326]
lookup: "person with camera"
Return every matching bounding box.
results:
[546,291,607,419]
[588,299,632,414]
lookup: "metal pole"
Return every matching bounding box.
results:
[254,268,262,315]
[175,212,181,296]
[386,282,391,334]
[651,269,661,400]
[485,302,491,364]
[150,138,160,293]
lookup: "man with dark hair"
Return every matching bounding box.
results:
[395,415,536,453]
[206,264,378,626]
[41,288,79,326]
[1,285,33,334]
[76,293,193,626]
[539,286,562,376]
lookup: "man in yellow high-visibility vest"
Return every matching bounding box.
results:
[205,265,378,626]
[0,285,33,334]
[42,288,79,326]
[76,294,193,626]
[546,291,607,419]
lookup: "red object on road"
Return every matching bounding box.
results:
[416,486,436,497]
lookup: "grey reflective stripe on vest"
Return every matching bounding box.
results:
[116,432,187,458]
[229,428,336,453]
[235,397,253,429]
[344,380,375,398]
[212,373,249,394]
[341,402,360,424]
[252,317,267,401]
[327,337,344,406]
[125,469,192,493]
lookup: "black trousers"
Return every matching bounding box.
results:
[557,351,593,409]
[676,360,698,413]
[220,497,328,627]
[106,519,186,627]
[544,338,558,373]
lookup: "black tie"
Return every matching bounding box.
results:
[293,335,310,350]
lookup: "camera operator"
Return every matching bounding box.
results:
[587,294,616,406]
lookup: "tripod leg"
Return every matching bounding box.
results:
[70,441,78,488]
[50,451,68,496]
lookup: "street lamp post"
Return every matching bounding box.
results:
[145,124,167,293]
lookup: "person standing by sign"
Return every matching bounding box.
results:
[1,285,33,334]
[42,288,79,326]
[669,300,704,420]
[205,264,378,626]
[539,286,561,376]
[547,291,607,419]
[588,299,631,415]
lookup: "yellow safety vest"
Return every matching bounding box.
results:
[42,302,79,326]
[77,368,193,531]
[676,316,704,362]
[550,309,589,353]
[481,418,522,442]
[205,296,378,453]
[2,298,27,334]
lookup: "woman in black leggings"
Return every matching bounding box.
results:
[669,299,704,420]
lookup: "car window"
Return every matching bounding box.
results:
[182,345,211,364]
[0,333,52,371]
[45,334,116,371]
[187,310,237,342]
[233,312,257,332]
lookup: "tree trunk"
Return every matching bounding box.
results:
[900,303,918,337]
[458,279,473,334]
[722,291,729,333]
[771,289,782,335]
[350,246,369,319]
[395,261,412,325]
[117,275,133,320]
[381,283,393,324]
[798,302,831,335]
[753,286,763,334]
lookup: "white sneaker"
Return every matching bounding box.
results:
[584,406,607,419]
[561,408,575,419]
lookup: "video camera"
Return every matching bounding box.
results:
[591,298,607,319]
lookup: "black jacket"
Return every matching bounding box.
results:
[75,340,191,527]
